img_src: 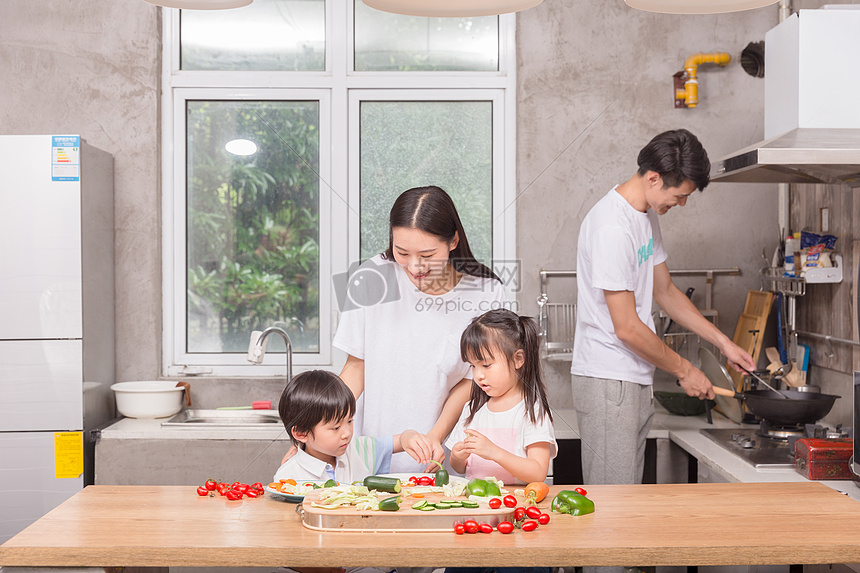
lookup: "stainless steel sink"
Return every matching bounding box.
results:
[161,409,281,428]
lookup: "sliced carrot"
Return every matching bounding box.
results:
[412,493,425,498]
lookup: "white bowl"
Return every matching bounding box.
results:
[111,381,186,419]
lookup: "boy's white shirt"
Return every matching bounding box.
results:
[273,435,393,483]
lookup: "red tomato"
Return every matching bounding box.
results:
[537,513,551,525]
[216,483,230,495]
[479,523,493,534]
[196,486,209,496]
[408,476,419,486]
[234,483,250,493]
[514,507,526,521]
[205,479,217,491]
[244,489,259,498]
[231,481,241,489]
[503,495,518,508]
[525,506,542,519]
[497,521,515,534]
[453,524,465,535]
[521,520,538,532]
[417,476,433,486]
[488,497,502,509]
[575,487,587,496]
[463,520,479,534]
[251,482,264,491]
[225,490,243,501]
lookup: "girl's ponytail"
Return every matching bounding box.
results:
[517,315,552,425]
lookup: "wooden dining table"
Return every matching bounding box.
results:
[2,483,860,569]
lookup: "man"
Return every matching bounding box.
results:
[570,128,755,485]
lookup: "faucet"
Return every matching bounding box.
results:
[247,324,293,383]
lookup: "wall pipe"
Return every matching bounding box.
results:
[675,52,732,108]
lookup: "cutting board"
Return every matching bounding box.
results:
[298,489,517,532]
[729,291,773,392]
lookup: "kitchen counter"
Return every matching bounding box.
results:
[97,407,860,501]
[2,483,860,568]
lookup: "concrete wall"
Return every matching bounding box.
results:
[0,0,162,384]
[5,0,847,410]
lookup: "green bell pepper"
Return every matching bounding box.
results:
[429,460,449,486]
[551,490,595,516]
[323,479,338,488]
[466,478,501,497]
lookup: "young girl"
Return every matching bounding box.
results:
[446,309,557,485]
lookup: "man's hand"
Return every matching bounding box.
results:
[677,362,715,400]
[722,342,756,375]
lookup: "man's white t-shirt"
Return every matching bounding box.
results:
[272,435,393,483]
[333,254,508,473]
[445,400,557,485]
[571,186,668,385]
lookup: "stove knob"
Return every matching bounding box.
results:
[740,438,755,449]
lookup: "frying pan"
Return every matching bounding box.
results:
[698,348,840,426]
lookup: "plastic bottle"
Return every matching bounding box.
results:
[784,235,796,277]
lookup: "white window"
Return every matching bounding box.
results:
[162,0,517,377]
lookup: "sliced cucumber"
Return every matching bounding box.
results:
[460,500,479,508]
[411,499,428,510]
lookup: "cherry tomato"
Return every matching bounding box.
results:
[205,479,217,491]
[488,497,502,509]
[463,520,479,534]
[453,524,465,535]
[231,481,241,489]
[521,520,538,532]
[503,495,518,508]
[514,507,526,521]
[225,490,243,501]
[497,521,515,534]
[418,476,434,486]
[408,476,419,486]
[251,482,264,491]
[216,483,230,495]
[196,486,209,496]
[525,506,542,519]
[244,489,259,498]
[234,483,250,493]
[575,487,588,496]
[479,523,493,534]
[537,513,551,525]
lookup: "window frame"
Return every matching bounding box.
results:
[160,2,517,377]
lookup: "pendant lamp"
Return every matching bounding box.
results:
[362,0,542,17]
[143,0,252,9]
[625,0,779,14]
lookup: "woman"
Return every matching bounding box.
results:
[333,185,507,473]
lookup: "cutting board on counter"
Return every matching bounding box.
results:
[729,291,773,392]
[298,490,516,532]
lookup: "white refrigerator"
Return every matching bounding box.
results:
[0,134,115,544]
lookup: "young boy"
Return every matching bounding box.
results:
[274,370,434,483]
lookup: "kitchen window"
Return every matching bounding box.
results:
[161,0,517,377]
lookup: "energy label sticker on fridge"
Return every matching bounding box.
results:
[54,432,84,479]
[52,135,81,181]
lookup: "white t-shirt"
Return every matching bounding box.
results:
[571,186,668,385]
[333,254,508,473]
[444,400,557,485]
[272,435,393,483]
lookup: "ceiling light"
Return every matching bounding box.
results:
[625,0,779,14]
[225,139,258,156]
[143,0,252,10]
[362,0,542,18]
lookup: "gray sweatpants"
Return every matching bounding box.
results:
[570,375,654,485]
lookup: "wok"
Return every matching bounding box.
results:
[712,386,839,426]
[699,347,839,426]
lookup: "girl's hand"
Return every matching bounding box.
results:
[450,440,468,462]
[462,429,500,461]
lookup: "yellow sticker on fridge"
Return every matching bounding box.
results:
[54,432,83,479]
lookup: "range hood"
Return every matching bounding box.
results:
[710,8,860,187]
[711,128,860,187]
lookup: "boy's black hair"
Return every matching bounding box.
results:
[459,308,552,426]
[278,370,356,447]
[636,128,710,191]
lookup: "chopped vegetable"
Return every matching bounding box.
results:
[379,495,401,511]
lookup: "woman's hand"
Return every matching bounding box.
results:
[461,429,501,461]
[281,444,298,465]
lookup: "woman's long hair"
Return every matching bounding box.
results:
[459,309,552,425]
[382,186,500,282]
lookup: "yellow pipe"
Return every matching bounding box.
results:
[676,52,731,108]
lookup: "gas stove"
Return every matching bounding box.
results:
[700,423,852,469]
